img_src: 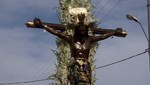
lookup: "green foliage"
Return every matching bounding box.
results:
[49,0,99,85]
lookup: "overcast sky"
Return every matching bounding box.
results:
[0,0,150,85]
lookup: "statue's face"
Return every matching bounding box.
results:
[78,26,87,35]
[78,14,85,22]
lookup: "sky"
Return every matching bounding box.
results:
[0,0,150,85]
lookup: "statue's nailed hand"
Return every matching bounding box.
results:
[114,28,123,36]
[114,28,127,37]
[116,28,123,34]
[34,18,43,27]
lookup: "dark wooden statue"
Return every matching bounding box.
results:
[25,14,127,85]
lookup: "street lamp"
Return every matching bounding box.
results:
[126,14,150,72]
[126,14,149,41]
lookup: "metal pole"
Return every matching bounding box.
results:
[147,0,150,72]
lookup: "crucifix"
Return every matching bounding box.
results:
[25,8,127,85]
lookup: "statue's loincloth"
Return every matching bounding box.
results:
[68,58,91,85]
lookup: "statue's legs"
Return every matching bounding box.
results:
[68,59,91,85]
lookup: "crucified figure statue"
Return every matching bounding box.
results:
[26,13,127,85]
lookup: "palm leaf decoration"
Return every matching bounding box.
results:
[49,0,98,85]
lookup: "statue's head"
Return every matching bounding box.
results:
[69,7,88,24]
[74,19,89,38]
[78,13,85,24]
[79,26,88,36]
[69,7,89,38]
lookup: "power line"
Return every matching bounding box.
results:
[0,78,50,85]
[1,49,148,85]
[30,50,56,85]
[0,56,55,85]
[95,0,112,17]
[33,60,54,78]
[30,60,51,79]
[100,0,122,22]
[96,49,149,69]
[95,0,103,7]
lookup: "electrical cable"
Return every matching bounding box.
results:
[30,59,51,79]
[96,49,148,69]
[33,64,54,85]
[1,1,148,85]
[0,49,148,85]
[0,78,49,85]
[30,50,56,85]
[95,0,103,8]
[100,0,122,22]
[95,0,112,17]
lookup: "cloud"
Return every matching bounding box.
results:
[0,0,59,83]
[0,0,149,85]
[0,27,56,83]
[0,0,59,28]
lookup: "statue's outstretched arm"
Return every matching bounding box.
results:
[91,31,115,43]
[26,18,71,42]
[25,18,65,31]
[91,27,127,37]
[91,28,125,43]
[87,22,127,37]
[43,25,71,42]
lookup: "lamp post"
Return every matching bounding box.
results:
[147,0,150,72]
[126,14,149,41]
[126,14,150,72]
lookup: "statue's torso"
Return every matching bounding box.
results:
[70,37,92,60]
